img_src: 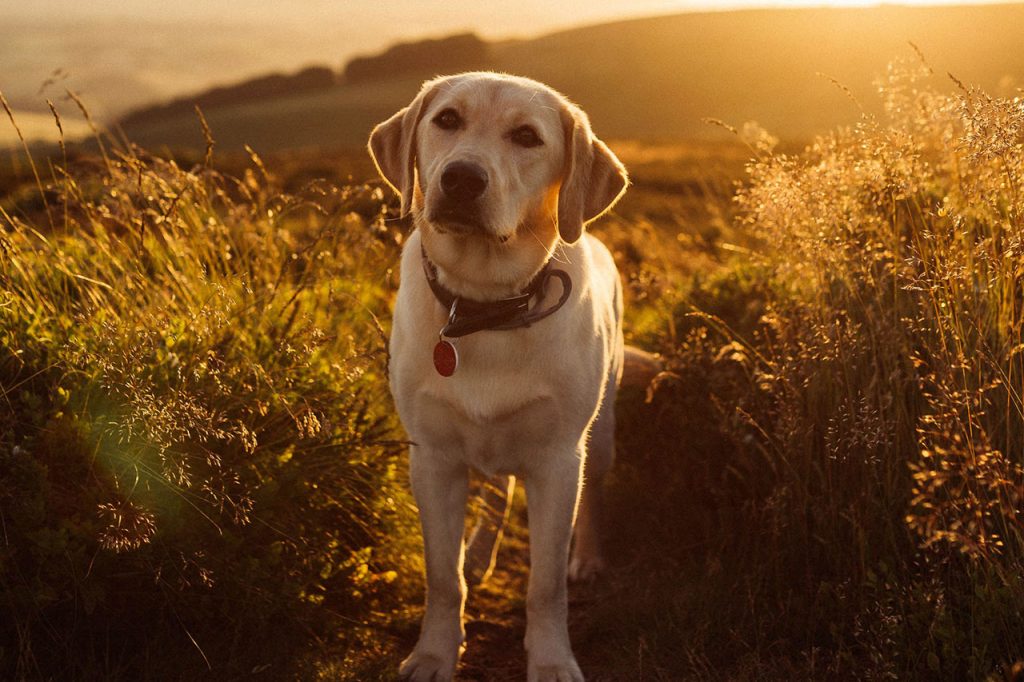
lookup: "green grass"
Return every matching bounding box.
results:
[0,136,421,678]
[3,59,1024,680]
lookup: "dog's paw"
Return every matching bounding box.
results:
[526,631,584,682]
[399,649,458,682]
[528,659,585,682]
[568,548,605,582]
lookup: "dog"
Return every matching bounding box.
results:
[369,72,628,682]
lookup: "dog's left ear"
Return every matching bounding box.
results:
[557,106,628,244]
[368,79,442,217]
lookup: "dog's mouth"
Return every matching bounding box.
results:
[429,208,482,233]
[427,207,511,243]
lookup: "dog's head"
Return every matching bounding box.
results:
[369,72,627,293]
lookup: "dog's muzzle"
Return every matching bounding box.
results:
[441,161,488,202]
[428,161,490,234]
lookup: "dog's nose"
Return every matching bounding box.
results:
[441,161,488,202]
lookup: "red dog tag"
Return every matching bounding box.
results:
[433,339,458,377]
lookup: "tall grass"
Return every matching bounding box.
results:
[738,58,1024,559]
[0,112,417,678]
[3,59,1022,679]
[621,59,1024,678]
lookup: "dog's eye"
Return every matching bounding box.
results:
[433,108,462,131]
[510,125,543,148]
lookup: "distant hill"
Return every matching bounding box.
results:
[342,33,492,84]
[117,4,1024,152]
[120,67,337,128]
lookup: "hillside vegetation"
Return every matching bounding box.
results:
[2,59,1023,679]
[114,5,1024,152]
[120,67,337,128]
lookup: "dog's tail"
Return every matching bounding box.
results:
[620,344,663,390]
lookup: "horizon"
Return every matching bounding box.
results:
[2,0,1022,146]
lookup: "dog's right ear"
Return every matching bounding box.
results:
[368,80,441,218]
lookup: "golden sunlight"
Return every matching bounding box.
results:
[3,1,1024,678]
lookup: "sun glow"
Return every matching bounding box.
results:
[650,0,1015,8]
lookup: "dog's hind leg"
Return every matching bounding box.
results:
[463,474,515,587]
[569,384,615,582]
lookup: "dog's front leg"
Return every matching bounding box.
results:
[400,446,469,682]
[523,450,585,682]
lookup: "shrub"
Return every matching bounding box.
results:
[0,139,415,678]
[644,58,1024,677]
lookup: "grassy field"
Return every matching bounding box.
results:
[3,59,1024,680]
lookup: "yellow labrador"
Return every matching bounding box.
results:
[369,72,627,682]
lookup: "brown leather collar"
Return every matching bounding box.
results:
[421,245,572,338]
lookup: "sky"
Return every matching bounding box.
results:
[6,0,1019,34]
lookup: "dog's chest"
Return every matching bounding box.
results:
[410,382,563,477]
[393,324,601,476]
[388,231,615,474]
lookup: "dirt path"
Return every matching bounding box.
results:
[454,501,636,682]
[457,519,530,681]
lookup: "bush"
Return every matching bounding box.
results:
[640,59,1024,677]
[0,143,416,678]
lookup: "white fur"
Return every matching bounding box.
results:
[369,72,628,682]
